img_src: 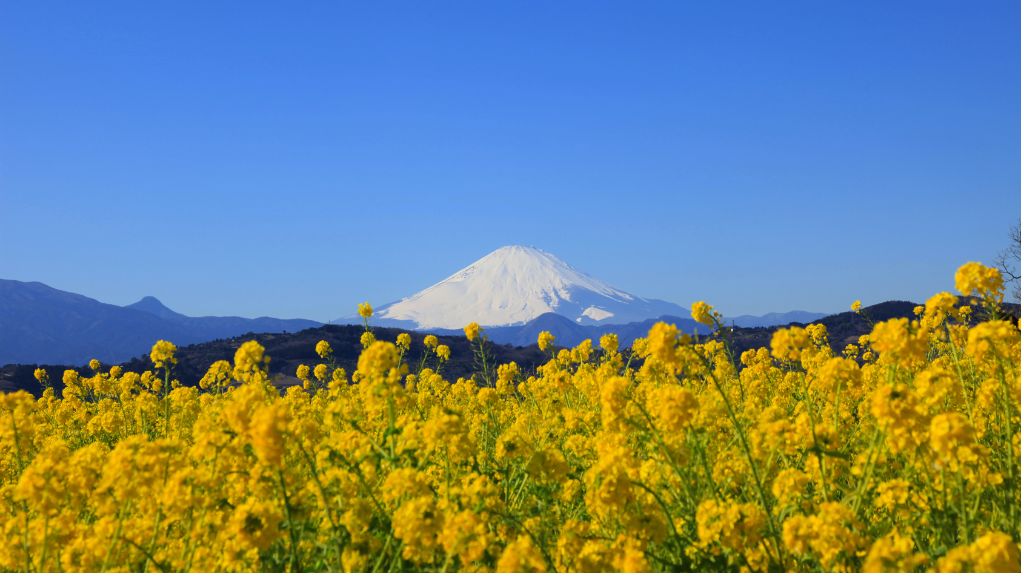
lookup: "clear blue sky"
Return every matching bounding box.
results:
[1,0,1019,321]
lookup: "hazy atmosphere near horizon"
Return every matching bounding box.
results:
[1,0,1019,320]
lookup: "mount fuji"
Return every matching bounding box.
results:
[341,245,690,330]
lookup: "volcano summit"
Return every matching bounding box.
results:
[351,245,689,330]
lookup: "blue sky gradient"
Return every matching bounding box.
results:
[1,0,1019,321]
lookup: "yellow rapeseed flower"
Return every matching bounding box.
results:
[937,531,1020,572]
[599,333,618,352]
[360,331,376,349]
[150,340,177,369]
[646,322,680,365]
[537,330,555,352]
[313,363,328,381]
[232,340,267,381]
[357,341,399,378]
[435,344,451,362]
[691,301,715,326]
[954,262,1004,302]
[315,340,332,359]
[0,264,1017,573]
[396,333,412,349]
[770,326,810,362]
[464,322,481,342]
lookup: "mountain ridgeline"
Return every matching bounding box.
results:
[0,280,320,365]
[335,245,825,331]
[1,246,825,367]
[337,245,693,328]
[4,299,994,397]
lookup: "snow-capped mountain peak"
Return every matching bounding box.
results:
[365,245,688,329]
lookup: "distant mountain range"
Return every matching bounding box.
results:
[9,299,1004,397]
[367,310,828,349]
[1,246,826,365]
[335,245,825,331]
[728,310,828,327]
[0,280,320,365]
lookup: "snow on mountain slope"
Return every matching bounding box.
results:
[365,245,688,329]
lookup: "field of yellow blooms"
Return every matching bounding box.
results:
[0,262,1020,572]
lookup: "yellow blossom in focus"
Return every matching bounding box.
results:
[464,322,481,342]
[313,363,328,381]
[357,301,374,319]
[397,333,411,349]
[360,331,376,349]
[199,359,232,392]
[538,330,555,352]
[435,344,451,362]
[150,340,177,369]
[315,340,332,359]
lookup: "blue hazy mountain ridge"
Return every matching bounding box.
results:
[483,312,710,348]
[727,310,827,328]
[0,279,320,365]
[0,274,825,365]
[353,310,826,348]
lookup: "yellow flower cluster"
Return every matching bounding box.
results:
[955,261,1005,303]
[0,262,1019,572]
[464,321,481,342]
[315,339,333,359]
[537,330,555,352]
[691,300,716,326]
[149,339,177,369]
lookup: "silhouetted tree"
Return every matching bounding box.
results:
[995,219,1021,302]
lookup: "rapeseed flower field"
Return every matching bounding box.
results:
[0,262,1019,572]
